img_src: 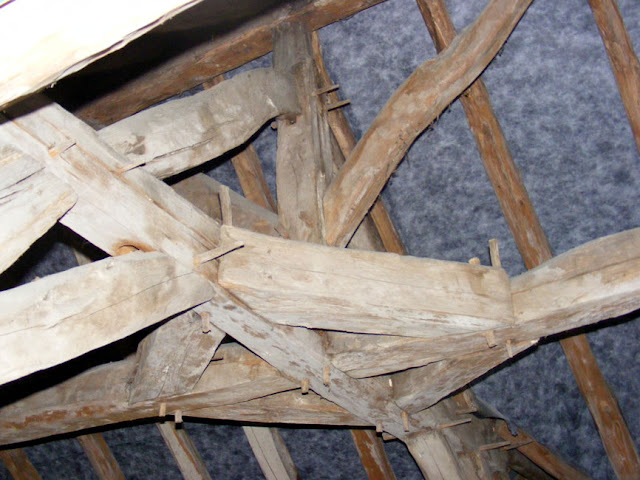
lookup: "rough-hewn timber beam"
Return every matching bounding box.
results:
[218,226,514,337]
[157,421,212,480]
[0,448,41,480]
[0,251,212,386]
[323,0,534,248]
[415,1,640,475]
[0,99,455,441]
[330,228,640,377]
[243,427,300,480]
[0,147,76,275]
[77,433,126,480]
[0,0,203,109]
[0,344,296,446]
[98,69,299,179]
[75,0,388,126]
[587,0,640,154]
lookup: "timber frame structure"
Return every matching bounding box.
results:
[1,0,639,478]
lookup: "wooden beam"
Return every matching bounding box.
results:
[243,427,300,480]
[350,430,397,480]
[0,0,203,108]
[393,341,535,413]
[587,0,640,154]
[497,423,592,480]
[128,308,225,403]
[172,174,280,237]
[405,430,465,480]
[0,344,296,446]
[0,449,41,480]
[0,251,212,386]
[157,421,212,480]
[203,74,277,212]
[98,68,299,179]
[323,0,534,247]
[417,1,640,475]
[77,433,126,480]
[310,32,405,255]
[273,21,332,243]
[0,146,76,274]
[75,0,388,126]
[218,226,514,337]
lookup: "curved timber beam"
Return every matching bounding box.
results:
[99,68,299,179]
[323,0,534,247]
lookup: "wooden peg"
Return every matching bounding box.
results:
[468,257,481,265]
[315,84,339,95]
[174,410,183,424]
[478,441,511,451]
[200,311,211,334]
[484,330,497,348]
[376,421,383,434]
[301,378,310,394]
[158,402,167,418]
[506,340,514,358]
[219,185,233,226]
[381,433,396,442]
[193,241,244,266]
[322,366,331,386]
[325,99,351,111]
[455,407,478,415]
[401,411,410,432]
[439,418,472,430]
[489,238,501,268]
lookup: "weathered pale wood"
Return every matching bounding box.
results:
[203,74,278,212]
[498,424,592,480]
[157,422,212,480]
[310,32,404,255]
[128,308,225,403]
[393,341,535,413]
[218,226,514,337]
[0,147,77,274]
[172,174,280,237]
[587,0,640,154]
[98,69,299,179]
[0,344,296,445]
[350,430,397,480]
[512,228,640,329]
[0,0,204,108]
[0,251,212,386]
[0,449,41,480]
[323,0,534,247]
[274,22,332,244]
[77,434,126,480]
[243,427,300,480]
[76,0,388,126]
[330,228,640,377]
[405,430,465,480]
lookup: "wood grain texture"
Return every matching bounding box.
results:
[0,147,76,274]
[416,0,640,470]
[128,308,225,403]
[350,430,397,480]
[273,21,331,244]
[0,0,203,108]
[0,344,296,446]
[0,449,41,480]
[218,226,513,337]
[587,0,640,154]
[405,430,465,480]
[243,427,301,480]
[75,0,388,126]
[323,0,534,247]
[0,251,212,386]
[498,424,592,480]
[98,68,299,179]
[77,433,126,480]
[157,422,212,480]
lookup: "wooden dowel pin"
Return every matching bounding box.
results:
[484,330,497,348]
[469,257,481,265]
[322,365,331,387]
[315,84,339,95]
[439,418,472,430]
[489,238,501,268]
[174,410,183,424]
[376,421,384,434]
[219,185,233,226]
[325,99,351,111]
[401,411,410,432]
[159,402,167,418]
[301,378,310,394]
